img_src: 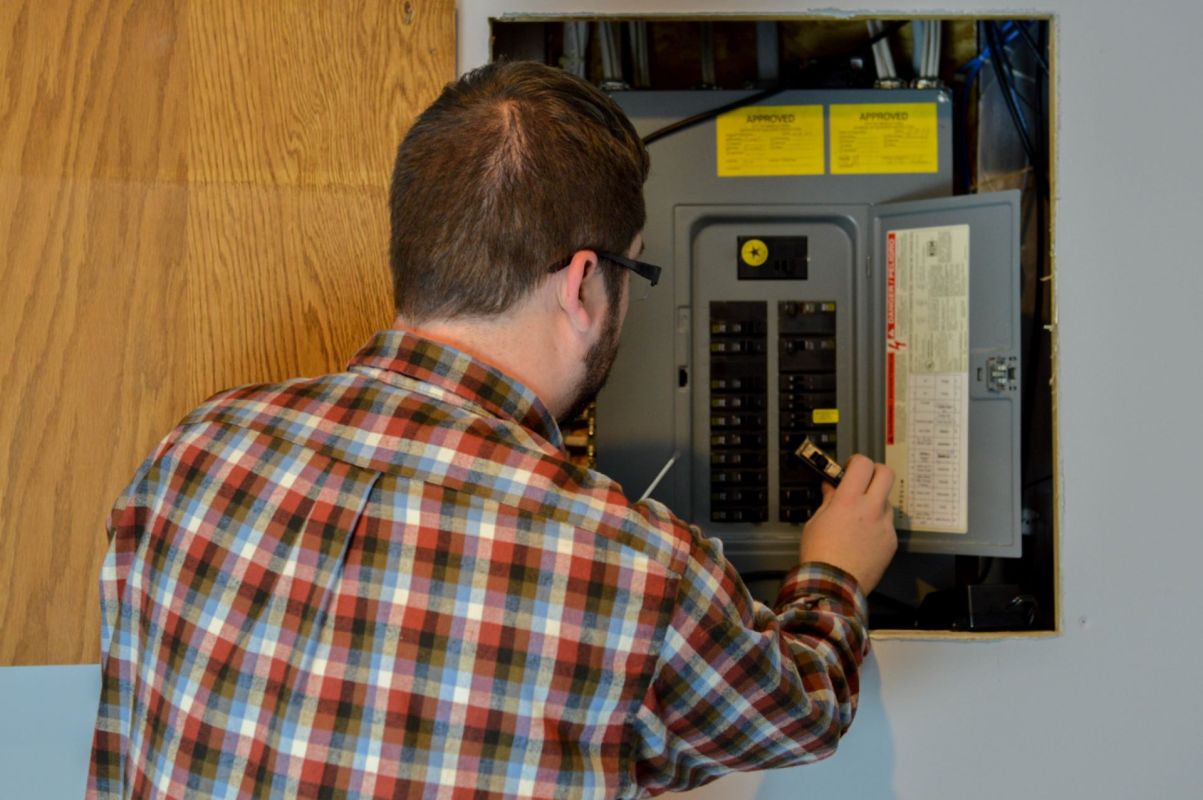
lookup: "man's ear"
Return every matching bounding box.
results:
[554,250,603,334]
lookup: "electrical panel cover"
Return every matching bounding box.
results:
[596,90,1021,566]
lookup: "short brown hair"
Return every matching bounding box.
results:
[388,61,650,322]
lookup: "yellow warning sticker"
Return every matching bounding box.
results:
[830,103,938,174]
[812,409,840,425]
[716,105,824,177]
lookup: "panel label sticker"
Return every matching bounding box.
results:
[716,105,824,177]
[830,103,938,174]
[885,225,970,534]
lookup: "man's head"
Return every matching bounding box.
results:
[388,60,650,324]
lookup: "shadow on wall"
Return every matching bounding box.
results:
[680,654,896,799]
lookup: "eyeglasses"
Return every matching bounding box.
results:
[547,248,662,300]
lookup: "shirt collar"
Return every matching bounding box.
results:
[347,328,564,449]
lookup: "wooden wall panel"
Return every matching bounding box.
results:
[0,0,455,665]
[0,0,190,182]
[187,0,453,188]
[0,178,191,662]
[182,185,393,396]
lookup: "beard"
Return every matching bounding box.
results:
[557,297,623,428]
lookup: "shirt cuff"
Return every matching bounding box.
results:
[773,561,869,629]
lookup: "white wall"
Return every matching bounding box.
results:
[8,1,1203,797]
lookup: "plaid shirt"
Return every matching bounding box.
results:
[89,329,869,799]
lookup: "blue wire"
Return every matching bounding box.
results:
[953,21,1028,193]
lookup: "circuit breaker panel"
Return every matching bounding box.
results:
[596,90,1022,569]
[708,301,769,524]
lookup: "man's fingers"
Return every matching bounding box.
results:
[818,480,835,508]
[838,454,875,493]
[831,454,894,508]
[865,462,896,507]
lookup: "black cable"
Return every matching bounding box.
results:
[1007,20,1049,487]
[640,21,911,146]
[953,63,981,195]
[990,22,1037,139]
[642,86,787,145]
[985,22,1041,192]
[1007,595,1039,627]
[996,23,1048,196]
[1014,21,1050,75]
[987,23,1051,478]
[799,19,910,72]
[1026,20,1048,486]
[1023,474,1053,491]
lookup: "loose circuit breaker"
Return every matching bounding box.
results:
[595,89,1023,572]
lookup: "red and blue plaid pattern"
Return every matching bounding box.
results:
[89,329,869,798]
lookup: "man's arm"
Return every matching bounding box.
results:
[630,455,896,794]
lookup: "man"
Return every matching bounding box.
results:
[89,61,896,798]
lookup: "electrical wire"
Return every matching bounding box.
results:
[628,21,650,88]
[912,20,925,76]
[561,22,590,79]
[1025,20,1050,486]
[990,23,1043,445]
[599,22,625,87]
[641,86,788,145]
[913,19,943,80]
[867,19,897,80]
[640,21,910,146]
[954,21,1027,192]
[984,22,1044,196]
[1013,21,1049,74]
[864,19,909,49]
[989,23,1033,134]
[930,20,943,79]
[976,21,1051,489]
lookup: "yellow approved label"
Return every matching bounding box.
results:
[716,105,824,177]
[830,103,938,174]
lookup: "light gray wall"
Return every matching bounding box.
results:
[7,1,1203,797]
[0,665,99,797]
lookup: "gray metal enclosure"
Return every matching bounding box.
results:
[596,89,1021,565]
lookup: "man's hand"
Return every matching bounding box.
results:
[798,455,898,595]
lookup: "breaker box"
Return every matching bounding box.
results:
[596,90,1022,570]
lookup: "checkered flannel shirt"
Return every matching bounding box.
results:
[89,329,869,799]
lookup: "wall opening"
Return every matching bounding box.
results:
[492,15,1057,637]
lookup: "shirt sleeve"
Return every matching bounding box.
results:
[631,524,869,794]
[91,432,185,796]
[97,428,186,656]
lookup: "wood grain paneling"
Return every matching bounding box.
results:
[187,0,452,188]
[0,0,455,665]
[182,184,393,396]
[0,1,190,182]
[0,177,191,663]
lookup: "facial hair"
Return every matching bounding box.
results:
[557,298,623,427]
